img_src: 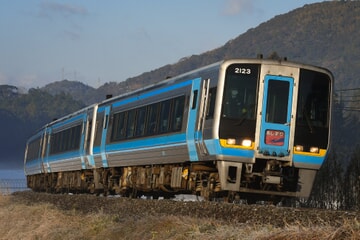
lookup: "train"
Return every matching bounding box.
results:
[24,57,333,203]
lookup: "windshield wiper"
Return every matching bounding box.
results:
[304,108,314,133]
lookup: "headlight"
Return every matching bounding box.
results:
[226,138,236,145]
[310,147,319,153]
[295,145,304,152]
[241,139,252,147]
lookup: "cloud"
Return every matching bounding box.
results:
[16,74,41,89]
[63,30,81,40]
[1,73,45,89]
[39,1,88,18]
[131,27,152,42]
[37,1,88,40]
[222,0,255,16]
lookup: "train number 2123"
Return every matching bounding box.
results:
[235,68,251,74]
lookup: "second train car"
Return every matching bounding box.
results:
[24,58,333,203]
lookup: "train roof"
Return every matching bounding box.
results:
[36,60,222,132]
[97,61,223,106]
[96,58,333,106]
[39,58,333,132]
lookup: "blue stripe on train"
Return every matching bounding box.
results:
[93,133,187,154]
[293,154,325,165]
[186,78,202,161]
[51,113,85,129]
[111,80,193,108]
[46,151,82,163]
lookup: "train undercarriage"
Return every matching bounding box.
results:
[27,159,303,204]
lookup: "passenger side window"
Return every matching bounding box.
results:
[50,124,82,155]
[146,103,159,136]
[94,114,103,147]
[27,138,41,161]
[159,100,171,133]
[126,109,136,138]
[109,94,185,142]
[171,96,185,131]
[111,112,127,141]
[206,87,217,119]
[135,106,147,137]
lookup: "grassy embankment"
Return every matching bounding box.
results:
[0,194,359,240]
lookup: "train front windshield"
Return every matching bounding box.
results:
[294,69,331,150]
[219,63,259,143]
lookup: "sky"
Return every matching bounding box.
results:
[0,0,323,89]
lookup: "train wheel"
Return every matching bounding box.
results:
[89,182,96,194]
[129,188,138,198]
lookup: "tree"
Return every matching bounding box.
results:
[343,146,360,210]
[308,149,344,209]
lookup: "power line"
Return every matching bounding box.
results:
[340,99,360,103]
[340,94,360,97]
[335,107,360,112]
[333,87,360,113]
[337,87,360,92]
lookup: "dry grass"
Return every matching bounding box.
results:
[1,194,360,240]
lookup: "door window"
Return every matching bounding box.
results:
[265,80,290,124]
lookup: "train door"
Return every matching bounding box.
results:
[85,105,98,168]
[186,77,210,161]
[81,113,91,169]
[27,131,47,175]
[42,127,52,173]
[100,106,111,168]
[187,78,201,161]
[259,75,294,157]
[196,78,210,157]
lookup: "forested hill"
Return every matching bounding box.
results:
[1,1,360,169]
[0,86,85,168]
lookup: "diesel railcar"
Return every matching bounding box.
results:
[24,58,333,203]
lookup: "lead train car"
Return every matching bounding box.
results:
[24,58,333,203]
